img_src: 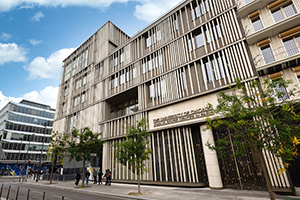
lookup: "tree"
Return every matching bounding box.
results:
[206,78,300,200]
[68,127,103,187]
[114,118,152,194]
[47,131,68,184]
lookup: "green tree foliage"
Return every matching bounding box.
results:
[114,118,152,193]
[206,78,300,200]
[47,131,68,184]
[68,127,103,187]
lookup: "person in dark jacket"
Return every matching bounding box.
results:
[75,172,81,186]
[98,170,103,185]
[93,169,97,184]
[103,169,111,186]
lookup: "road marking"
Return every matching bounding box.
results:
[52,195,71,199]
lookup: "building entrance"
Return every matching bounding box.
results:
[213,126,267,190]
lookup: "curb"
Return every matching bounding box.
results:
[22,181,151,200]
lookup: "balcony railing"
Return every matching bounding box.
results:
[253,43,300,68]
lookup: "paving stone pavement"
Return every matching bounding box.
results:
[1,176,300,200]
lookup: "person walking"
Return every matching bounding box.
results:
[108,169,111,186]
[93,169,97,184]
[75,171,81,186]
[103,169,111,186]
[85,170,90,185]
[98,170,103,185]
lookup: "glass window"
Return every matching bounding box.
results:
[283,38,299,56]
[188,38,195,52]
[261,45,275,64]
[120,72,125,85]
[272,8,285,22]
[245,0,254,4]
[271,3,296,23]
[148,59,152,71]
[274,81,289,101]
[149,84,155,99]
[133,66,137,78]
[195,33,204,48]
[82,92,85,103]
[203,61,212,83]
[251,16,264,32]
[284,3,297,18]
[210,59,217,81]
[146,37,151,48]
[83,74,87,85]
[205,29,212,43]
[181,72,187,91]
[173,19,178,31]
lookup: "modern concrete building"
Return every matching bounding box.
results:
[54,0,300,192]
[238,0,300,192]
[0,100,55,174]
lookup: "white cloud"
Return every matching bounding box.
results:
[0,91,22,111]
[30,11,44,21]
[23,86,58,109]
[0,86,58,111]
[28,39,42,45]
[0,32,12,41]
[24,48,75,80]
[0,0,182,23]
[0,43,27,65]
[134,0,181,23]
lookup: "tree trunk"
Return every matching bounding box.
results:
[137,166,140,194]
[49,158,55,184]
[258,150,275,200]
[82,158,86,187]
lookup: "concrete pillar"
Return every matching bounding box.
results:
[102,142,109,172]
[200,124,223,189]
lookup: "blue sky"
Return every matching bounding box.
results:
[0,0,182,110]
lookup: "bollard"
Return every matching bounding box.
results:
[43,191,46,200]
[62,196,64,200]
[27,189,30,200]
[0,184,3,197]
[6,185,11,200]
[16,187,20,200]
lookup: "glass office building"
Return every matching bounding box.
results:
[0,100,55,165]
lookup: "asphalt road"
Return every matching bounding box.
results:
[0,179,135,200]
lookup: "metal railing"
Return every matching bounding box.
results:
[253,43,300,68]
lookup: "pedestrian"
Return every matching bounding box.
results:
[93,169,97,184]
[108,169,111,186]
[85,170,90,185]
[103,169,111,186]
[75,171,81,186]
[33,169,37,180]
[98,170,103,185]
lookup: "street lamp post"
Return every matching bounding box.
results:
[16,139,23,176]
[37,122,47,182]
[25,134,34,182]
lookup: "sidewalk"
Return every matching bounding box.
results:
[3,176,300,200]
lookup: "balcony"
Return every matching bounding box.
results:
[237,0,274,18]
[252,42,300,74]
[245,13,300,45]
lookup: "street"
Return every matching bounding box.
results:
[0,179,134,200]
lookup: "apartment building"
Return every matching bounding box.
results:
[0,100,55,173]
[54,0,300,192]
[237,0,300,192]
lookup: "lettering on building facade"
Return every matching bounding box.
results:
[153,107,214,127]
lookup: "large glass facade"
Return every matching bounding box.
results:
[0,101,54,161]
